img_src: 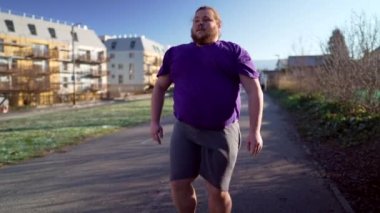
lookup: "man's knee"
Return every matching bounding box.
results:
[205,181,231,200]
[171,178,197,197]
[171,178,197,212]
[205,181,232,213]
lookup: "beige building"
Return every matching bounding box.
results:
[101,35,166,98]
[0,10,107,107]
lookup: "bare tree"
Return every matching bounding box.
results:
[278,12,379,113]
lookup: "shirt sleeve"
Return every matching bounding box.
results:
[236,46,260,79]
[157,47,173,77]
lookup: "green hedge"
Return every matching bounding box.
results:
[268,89,379,147]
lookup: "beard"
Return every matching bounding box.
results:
[191,27,219,45]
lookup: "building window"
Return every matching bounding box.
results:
[129,52,134,58]
[118,75,123,84]
[129,70,135,80]
[130,40,136,49]
[111,74,115,79]
[111,41,117,49]
[98,51,104,61]
[28,24,37,35]
[109,53,115,59]
[129,63,134,71]
[0,56,7,65]
[63,77,68,88]
[72,32,78,42]
[111,64,115,68]
[11,58,16,69]
[32,43,49,58]
[129,63,135,80]
[63,62,68,70]
[33,60,48,73]
[48,27,57,38]
[4,20,15,32]
[85,50,91,60]
[118,64,123,69]
[0,39,4,52]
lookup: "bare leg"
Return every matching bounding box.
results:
[205,181,232,213]
[171,178,197,213]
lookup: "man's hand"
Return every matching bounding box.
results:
[246,132,263,156]
[150,122,163,144]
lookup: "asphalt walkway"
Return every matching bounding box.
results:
[0,93,352,212]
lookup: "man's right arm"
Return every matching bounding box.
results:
[150,75,172,144]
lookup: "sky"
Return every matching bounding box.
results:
[0,0,379,61]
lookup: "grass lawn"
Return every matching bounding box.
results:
[0,98,173,166]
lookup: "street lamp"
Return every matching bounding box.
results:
[71,23,80,105]
[275,54,280,70]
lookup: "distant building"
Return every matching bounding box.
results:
[254,59,275,91]
[276,59,288,71]
[287,55,327,70]
[101,35,166,98]
[0,10,107,107]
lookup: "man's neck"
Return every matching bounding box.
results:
[195,39,218,47]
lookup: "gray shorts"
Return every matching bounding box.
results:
[170,120,241,191]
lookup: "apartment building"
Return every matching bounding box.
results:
[101,35,166,98]
[0,10,107,107]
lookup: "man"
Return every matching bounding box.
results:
[150,6,263,213]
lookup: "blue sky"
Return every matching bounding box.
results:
[0,0,379,60]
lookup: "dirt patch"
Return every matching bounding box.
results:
[301,131,380,212]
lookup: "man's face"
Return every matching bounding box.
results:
[191,9,220,45]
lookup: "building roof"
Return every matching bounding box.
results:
[287,55,327,68]
[101,35,167,55]
[0,10,105,49]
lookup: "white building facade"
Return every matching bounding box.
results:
[101,35,166,98]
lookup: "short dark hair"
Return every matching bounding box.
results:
[195,6,222,27]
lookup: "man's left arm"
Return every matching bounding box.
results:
[239,74,264,156]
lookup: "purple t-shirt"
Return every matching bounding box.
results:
[157,40,259,130]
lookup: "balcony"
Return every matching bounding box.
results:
[14,65,49,76]
[75,55,107,64]
[82,83,101,92]
[143,63,159,75]
[0,82,12,92]
[49,67,60,74]
[50,48,71,61]
[144,74,157,86]
[0,50,24,59]
[30,65,50,76]
[0,80,52,92]
[0,64,15,75]
[14,49,50,59]
[0,65,60,76]
[81,70,107,78]
[2,41,26,48]
[90,84,100,91]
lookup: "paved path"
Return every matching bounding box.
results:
[0,94,349,212]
